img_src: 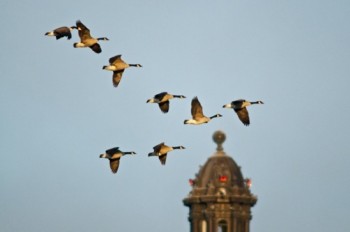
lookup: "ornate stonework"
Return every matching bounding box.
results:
[183,131,257,232]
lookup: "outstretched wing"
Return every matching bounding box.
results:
[154,92,168,101]
[153,143,164,153]
[76,20,92,41]
[158,101,170,113]
[89,43,102,53]
[112,70,125,87]
[109,55,122,64]
[159,154,167,165]
[191,97,205,119]
[235,107,250,126]
[106,147,120,155]
[232,99,245,109]
[109,158,121,173]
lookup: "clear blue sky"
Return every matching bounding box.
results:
[1,1,349,231]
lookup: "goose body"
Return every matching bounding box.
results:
[73,20,109,53]
[102,54,142,87]
[45,26,77,40]
[147,92,186,113]
[223,99,264,126]
[148,142,185,165]
[184,97,222,125]
[100,147,136,174]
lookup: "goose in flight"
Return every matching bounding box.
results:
[102,54,142,87]
[223,99,264,126]
[148,142,185,165]
[45,26,77,40]
[100,147,136,174]
[73,20,109,53]
[146,92,186,113]
[184,97,222,125]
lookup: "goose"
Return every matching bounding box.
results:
[146,92,186,113]
[45,26,77,40]
[184,97,222,125]
[223,99,264,126]
[73,20,109,54]
[102,54,142,88]
[99,147,136,174]
[148,142,185,165]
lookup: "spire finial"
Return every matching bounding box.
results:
[213,130,226,152]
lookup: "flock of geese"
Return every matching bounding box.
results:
[45,20,264,174]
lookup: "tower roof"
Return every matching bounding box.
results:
[195,131,245,189]
[184,131,257,206]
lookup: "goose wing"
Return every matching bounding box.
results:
[109,158,121,173]
[191,97,205,119]
[106,147,120,155]
[89,43,102,53]
[154,92,168,102]
[76,20,92,41]
[158,101,170,113]
[232,99,245,109]
[109,55,122,64]
[235,107,250,126]
[112,70,125,87]
[159,154,167,165]
[153,143,165,153]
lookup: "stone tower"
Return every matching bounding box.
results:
[183,131,257,232]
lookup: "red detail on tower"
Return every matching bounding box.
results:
[219,175,228,182]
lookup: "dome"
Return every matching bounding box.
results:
[184,131,256,204]
[183,131,257,232]
[195,153,245,189]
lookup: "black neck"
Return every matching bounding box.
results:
[173,95,184,98]
[210,114,221,119]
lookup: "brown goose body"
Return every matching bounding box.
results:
[146,92,186,113]
[100,147,136,174]
[148,142,185,165]
[223,99,264,126]
[45,26,77,40]
[184,97,222,125]
[73,20,109,53]
[102,54,142,88]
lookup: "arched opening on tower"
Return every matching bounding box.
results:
[218,220,227,232]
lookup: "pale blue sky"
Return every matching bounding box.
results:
[1,1,350,231]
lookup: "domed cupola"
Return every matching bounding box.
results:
[183,131,257,232]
